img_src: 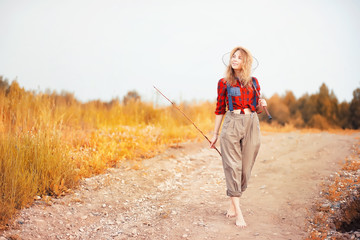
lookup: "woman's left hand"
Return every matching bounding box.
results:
[259,99,267,107]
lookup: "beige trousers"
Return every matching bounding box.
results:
[220,111,261,197]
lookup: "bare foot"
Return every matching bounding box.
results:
[229,197,247,227]
[235,213,247,228]
[225,202,236,218]
[226,209,236,218]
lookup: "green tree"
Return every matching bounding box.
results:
[282,91,297,116]
[0,76,9,91]
[338,102,351,129]
[297,94,318,124]
[316,83,338,126]
[266,94,290,125]
[123,90,141,105]
[308,114,331,130]
[349,88,360,129]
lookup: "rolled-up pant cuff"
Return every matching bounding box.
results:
[226,189,242,197]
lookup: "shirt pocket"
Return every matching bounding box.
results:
[229,87,241,97]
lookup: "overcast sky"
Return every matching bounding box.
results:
[0,0,359,105]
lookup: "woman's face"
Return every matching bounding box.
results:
[231,50,243,71]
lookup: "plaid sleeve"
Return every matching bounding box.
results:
[215,79,227,115]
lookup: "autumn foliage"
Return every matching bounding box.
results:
[261,83,360,130]
[0,77,214,227]
[0,76,359,228]
[306,141,360,239]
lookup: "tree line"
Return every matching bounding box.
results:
[261,83,360,129]
[1,76,359,130]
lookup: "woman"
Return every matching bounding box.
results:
[210,46,267,227]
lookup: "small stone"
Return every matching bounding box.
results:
[81,215,88,220]
[320,203,331,210]
[102,204,106,208]
[343,233,351,239]
[329,222,336,230]
[116,216,125,224]
[182,234,188,238]
[260,185,266,189]
[9,235,22,240]
[333,203,341,209]
[254,233,260,236]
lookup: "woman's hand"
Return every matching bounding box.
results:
[211,114,224,148]
[259,99,267,107]
[210,134,218,149]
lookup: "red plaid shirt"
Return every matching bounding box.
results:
[215,77,261,115]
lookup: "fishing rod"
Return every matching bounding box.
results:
[252,82,272,120]
[153,85,222,157]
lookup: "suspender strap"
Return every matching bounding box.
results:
[226,83,234,112]
[252,77,258,109]
[227,78,258,112]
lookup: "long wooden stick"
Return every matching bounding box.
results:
[153,85,222,157]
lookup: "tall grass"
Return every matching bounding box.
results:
[1,80,358,227]
[0,131,76,224]
[0,81,214,227]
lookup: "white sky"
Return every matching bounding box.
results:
[0,0,359,104]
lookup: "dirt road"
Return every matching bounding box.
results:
[1,131,359,240]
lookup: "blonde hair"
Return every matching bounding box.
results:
[225,46,253,87]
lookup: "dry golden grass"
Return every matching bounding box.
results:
[0,81,215,227]
[261,122,297,133]
[0,80,358,228]
[262,122,360,135]
[0,130,77,227]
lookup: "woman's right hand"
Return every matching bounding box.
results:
[210,134,218,149]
